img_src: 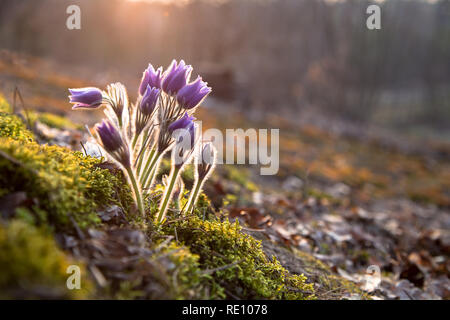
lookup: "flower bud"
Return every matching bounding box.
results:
[161,60,192,95]
[69,87,103,109]
[168,112,195,134]
[96,120,130,167]
[177,76,211,109]
[139,64,163,95]
[140,85,160,116]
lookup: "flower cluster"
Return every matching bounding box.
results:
[69,60,214,224]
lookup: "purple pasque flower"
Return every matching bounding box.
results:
[140,85,160,116]
[161,60,193,95]
[177,76,211,109]
[168,112,195,134]
[69,87,103,109]
[139,64,163,95]
[96,120,123,152]
[135,85,160,136]
[96,120,130,167]
[186,120,196,147]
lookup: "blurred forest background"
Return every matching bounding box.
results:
[0,0,449,139]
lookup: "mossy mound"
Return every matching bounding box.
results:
[0,219,90,299]
[0,95,132,229]
[164,215,315,299]
[0,137,132,229]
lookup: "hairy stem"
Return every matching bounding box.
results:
[143,155,163,192]
[156,166,180,224]
[131,133,139,149]
[137,146,152,179]
[125,166,145,217]
[135,133,151,174]
[141,151,161,187]
[185,178,203,215]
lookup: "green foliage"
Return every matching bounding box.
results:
[0,137,132,229]
[165,215,315,299]
[0,219,90,299]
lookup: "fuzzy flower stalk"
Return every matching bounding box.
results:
[156,120,197,224]
[185,142,217,215]
[69,60,211,224]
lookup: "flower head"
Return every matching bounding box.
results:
[96,120,130,167]
[69,87,103,109]
[139,64,163,95]
[140,85,160,116]
[177,76,211,109]
[162,60,193,95]
[96,120,123,152]
[168,112,195,134]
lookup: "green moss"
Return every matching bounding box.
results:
[0,112,34,142]
[0,219,90,299]
[0,137,132,229]
[164,215,315,299]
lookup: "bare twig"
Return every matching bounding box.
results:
[13,87,32,129]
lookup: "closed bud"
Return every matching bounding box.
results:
[96,120,130,167]
[139,64,163,95]
[69,87,103,109]
[161,60,192,95]
[177,76,211,110]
